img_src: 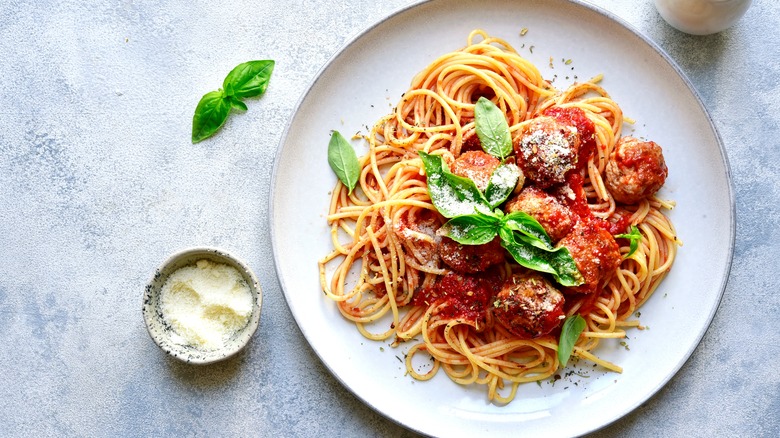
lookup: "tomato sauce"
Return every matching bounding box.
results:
[560,173,587,220]
[605,212,632,236]
[561,156,631,237]
[413,271,501,323]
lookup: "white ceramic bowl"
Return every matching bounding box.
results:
[142,247,262,364]
[654,0,752,35]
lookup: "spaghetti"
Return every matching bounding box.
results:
[318,29,678,403]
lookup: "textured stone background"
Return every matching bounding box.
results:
[1,0,777,436]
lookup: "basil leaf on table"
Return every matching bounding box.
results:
[327,130,360,194]
[439,214,501,245]
[484,163,521,208]
[223,60,275,99]
[558,315,586,367]
[192,90,232,144]
[229,98,248,112]
[615,225,642,257]
[418,151,490,218]
[191,60,275,143]
[474,96,513,160]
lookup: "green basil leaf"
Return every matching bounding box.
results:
[474,97,512,160]
[558,315,586,367]
[191,60,275,143]
[502,211,554,250]
[222,60,275,99]
[192,90,231,143]
[615,225,642,258]
[328,130,360,194]
[499,227,582,286]
[418,151,490,218]
[484,163,521,208]
[439,214,500,245]
[229,97,248,111]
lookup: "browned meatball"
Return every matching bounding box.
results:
[515,116,580,188]
[605,137,668,204]
[558,222,622,294]
[459,132,483,153]
[493,272,565,339]
[393,210,442,268]
[504,186,574,242]
[438,236,505,274]
[450,150,500,191]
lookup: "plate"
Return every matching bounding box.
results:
[270,0,734,436]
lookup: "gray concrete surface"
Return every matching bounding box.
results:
[1,0,778,436]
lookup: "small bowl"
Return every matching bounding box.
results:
[142,247,262,364]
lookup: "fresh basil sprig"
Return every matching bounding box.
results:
[558,314,586,367]
[615,225,642,258]
[192,60,275,143]
[419,151,582,286]
[328,130,361,194]
[474,97,513,160]
[498,224,582,286]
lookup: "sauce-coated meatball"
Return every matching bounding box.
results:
[558,222,622,294]
[504,186,574,242]
[605,137,668,204]
[515,116,580,188]
[438,236,505,274]
[493,272,565,339]
[450,150,500,191]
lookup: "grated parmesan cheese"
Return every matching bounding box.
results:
[159,259,253,350]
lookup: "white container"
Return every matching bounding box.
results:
[143,247,262,364]
[653,0,752,35]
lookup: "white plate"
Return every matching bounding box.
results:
[270,0,734,436]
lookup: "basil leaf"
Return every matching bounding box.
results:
[484,163,521,208]
[223,60,275,99]
[328,130,360,194]
[191,60,275,143]
[192,90,231,143]
[615,225,642,257]
[439,214,500,245]
[229,98,248,112]
[418,151,490,218]
[558,315,586,367]
[499,228,582,286]
[502,211,554,250]
[474,97,512,160]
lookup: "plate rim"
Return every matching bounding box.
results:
[269,0,736,435]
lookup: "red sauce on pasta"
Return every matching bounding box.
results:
[414,271,501,324]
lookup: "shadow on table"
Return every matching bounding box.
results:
[163,350,245,387]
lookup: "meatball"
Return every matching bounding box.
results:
[393,210,442,268]
[515,116,580,188]
[504,186,574,242]
[438,236,505,274]
[450,150,500,191]
[493,272,565,339]
[605,137,668,204]
[459,133,483,153]
[557,222,622,294]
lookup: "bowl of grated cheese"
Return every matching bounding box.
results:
[143,247,262,364]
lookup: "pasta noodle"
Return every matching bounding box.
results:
[318,29,679,403]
